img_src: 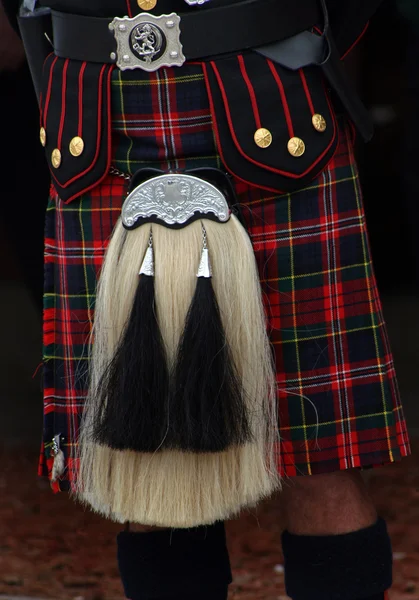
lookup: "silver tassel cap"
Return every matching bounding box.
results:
[197,225,212,278]
[139,230,155,276]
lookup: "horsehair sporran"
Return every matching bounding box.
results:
[74,173,281,527]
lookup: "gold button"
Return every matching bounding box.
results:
[254,128,272,149]
[312,114,327,133]
[69,136,85,157]
[40,127,47,147]
[51,148,61,169]
[137,0,157,9]
[287,137,305,158]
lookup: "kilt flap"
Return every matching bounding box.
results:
[203,52,338,193]
[39,54,114,203]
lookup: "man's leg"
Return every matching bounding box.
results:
[280,470,392,600]
[280,470,377,535]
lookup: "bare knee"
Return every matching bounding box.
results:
[283,469,367,498]
[280,470,377,535]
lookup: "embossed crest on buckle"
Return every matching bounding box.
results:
[109,13,185,72]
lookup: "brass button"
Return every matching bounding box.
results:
[312,114,327,132]
[69,136,85,157]
[51,148,61,169]
[137,0,157,9]
[287,137,305,158]
[40,127,47,147]
[254,128,272,149]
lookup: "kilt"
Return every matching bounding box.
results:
[39,63,410,489]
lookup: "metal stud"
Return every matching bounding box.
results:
[110,51,116,61]
[166,20,174,28]
[254,128,272,149]
[312,114,327,132]
[169,51,178,58]
[51,148,61,169]
[123,54,130,62]
[137,0,157,9]
[69,136,84,157]
[39,127,46,147]
[287,137,305,157]
[118,23,127,31]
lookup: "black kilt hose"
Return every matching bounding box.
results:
[10,0,409,506]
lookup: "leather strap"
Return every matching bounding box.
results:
[51,0,322,64]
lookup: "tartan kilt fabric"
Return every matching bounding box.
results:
[39,63,410,489]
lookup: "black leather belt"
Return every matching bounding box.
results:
[51,0,322,70]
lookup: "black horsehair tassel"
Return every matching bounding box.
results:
[171,224,252,452]
[92,229,171,451]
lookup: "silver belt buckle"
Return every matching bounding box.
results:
[109,12,185,72]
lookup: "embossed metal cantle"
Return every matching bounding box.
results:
[121,173,231,229]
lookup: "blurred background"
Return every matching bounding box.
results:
[0,0,418,599]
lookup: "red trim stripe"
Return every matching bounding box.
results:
[238,55,262,130]
[57,59,70,150]
[266,60,294,138]
[39,52,55,127]
[42,55,59,129]
[39,88,44,128]
[341,22,369,60]
[78,62,87,138]
[126,0,133,17]
[299,68,315,116]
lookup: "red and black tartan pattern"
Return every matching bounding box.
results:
[39,64,410,488]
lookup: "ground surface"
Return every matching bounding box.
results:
[0,447,418,600]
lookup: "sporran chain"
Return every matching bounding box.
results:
[109,165,132,180]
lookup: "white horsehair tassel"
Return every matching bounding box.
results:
[139,229,155,276]
[197,224,212,278]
